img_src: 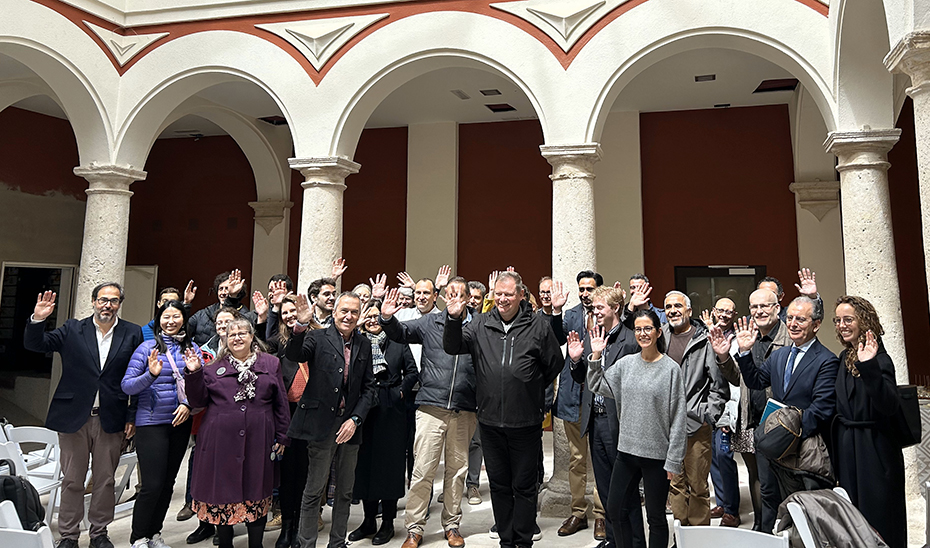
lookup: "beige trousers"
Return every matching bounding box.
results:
[563,417,605,519]
[404,406,477,535]
[670,423,713,526]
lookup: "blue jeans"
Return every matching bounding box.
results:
[710,428,739,516]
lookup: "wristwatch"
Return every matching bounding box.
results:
[350,415,361,427]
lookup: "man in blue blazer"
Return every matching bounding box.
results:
[734,295,838,525]
[24,283,143,548]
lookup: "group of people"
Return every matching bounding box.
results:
[23,259,906,548]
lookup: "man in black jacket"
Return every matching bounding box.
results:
[24,283,143,548]
[286,291,376,548]
[380,278,477,548]
[444,271,563,548]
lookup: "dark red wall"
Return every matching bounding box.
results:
[640,105,799,299]
[0,107,81,199]
[457,120,552,289]
[126,135,256,312]
[888,98,930,382]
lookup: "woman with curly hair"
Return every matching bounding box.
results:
[831,295,905,548]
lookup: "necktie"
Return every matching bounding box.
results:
[784,346,799,393]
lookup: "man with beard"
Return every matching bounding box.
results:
[307,277,338,327]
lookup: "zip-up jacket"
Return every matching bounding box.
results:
[444,301,563,428]
[380,310,476,412]
[122,337,198,427]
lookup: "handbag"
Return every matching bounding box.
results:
[888,385,922,448]
[754,406,802,461]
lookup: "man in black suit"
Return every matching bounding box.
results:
[24,283,143,548]
[732,295,839,521]
[286,291,376,548]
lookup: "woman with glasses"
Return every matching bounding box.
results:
[122,300,198,548]
[831,296,905,548]
[347,301,419,545]
[185,318,290,548]
[569,309,686,548]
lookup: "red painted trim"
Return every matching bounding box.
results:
[33,0,828,81]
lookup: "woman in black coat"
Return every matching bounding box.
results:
[348,301,418,545]
[831,295,905,548]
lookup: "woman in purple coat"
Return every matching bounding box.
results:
[183,317,290,548]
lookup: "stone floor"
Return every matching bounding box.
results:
[49,431,756,548]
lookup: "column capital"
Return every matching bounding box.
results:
[789,180,840,221]
[539,143,602,181]
[824,129,901,172]
[249,199,294,235]
[885,31,930,95]
[73,163,147,197]
[289,157,360,190]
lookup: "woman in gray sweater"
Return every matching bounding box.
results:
[568,308,686,548]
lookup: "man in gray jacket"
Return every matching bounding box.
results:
[380,278,476,548]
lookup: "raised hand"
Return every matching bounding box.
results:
[147,348,163,376]
[295,294,313,324]
[488,270,500,294]
[331,258,347,279]
[369,274,387,299]
[184,280,197,304]
[612,281,627,304]
[252,291,269,321]
[435,265,451,290]
[588,325,607,357]
[701,309,714,327]
[629,282,652,311]
[734,316,758,353]
[33,291,57,321]
[183,348,203,371]
[441,284,466,319]
[551,281,569,313]
[709,326,733,360]
[397,271,415,289]
[795,268,817,297]
[269,280,288,307]
[227,269,244,296]
[857,329,879,362]
[567,331,585,363]
[381,288,400,319]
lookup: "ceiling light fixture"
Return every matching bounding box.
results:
[450,89,471,100]
[695,74,716,82]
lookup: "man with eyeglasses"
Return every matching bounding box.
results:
[729,295,838,529]
[757,269,820,323]
[24,282,143,548]
[711,288,791,532]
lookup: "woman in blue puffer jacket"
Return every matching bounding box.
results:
[122,300,199,548]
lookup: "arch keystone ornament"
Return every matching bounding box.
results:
[788,180,839,221]
[492,0,616,53]
[256,14,388,72]
[83,22,168,67]
[249,200,294,235]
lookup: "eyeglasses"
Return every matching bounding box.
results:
[714,308,736,316]
[833,317,856,326]
[633,326,656,334]
[95,298,121,306]
[227,332,250,340]
[749,303,776,312]
[785,315,811,326]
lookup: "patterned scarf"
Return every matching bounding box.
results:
[365,331,388,377]
[229,353,258,401]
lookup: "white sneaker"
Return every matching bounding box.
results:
[130,538,149,548]
[149,534,171,548]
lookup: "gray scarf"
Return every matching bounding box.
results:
[365,331,388,377]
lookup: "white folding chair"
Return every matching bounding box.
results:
[674,519,790,547]
[786,486,854,548]
[0,499,55,548]
[3,426,61,479]
[82,450,138,528]
[0,442,61,525]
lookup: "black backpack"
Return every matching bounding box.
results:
[0,458,46,531]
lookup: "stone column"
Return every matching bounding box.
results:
[289,157,359,293]
[886,32,930,303]
[248,199,294,295]
[72,164,147,319]
[538,143,601,518]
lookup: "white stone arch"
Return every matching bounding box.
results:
[304,11,566,158]
[0,0,119,164]
[832,0,895,130]
[0,77,57,113]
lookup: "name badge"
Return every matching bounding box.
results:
[216,367,226,376]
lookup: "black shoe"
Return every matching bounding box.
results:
[348,519,377,541]
[372,522,395,545]
[56,539,79,548]
[275,519,294,548]
[89,535,114,548]
[187,522,216,544]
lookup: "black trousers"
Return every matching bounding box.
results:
[279,403,309,522]
[607,452,669,548]
[481,423,540,548]
[590,413,646,548]
[756,453,780,533]
[132,420,192,542]
[362,499,397,522]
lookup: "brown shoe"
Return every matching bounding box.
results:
[720,513,741,528]
[445,528,465,547]
[401,532,423,548]
[557,516,588,536]
[710,506,725,519]
[593,518,606,540]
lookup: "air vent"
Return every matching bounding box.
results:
[753,78,799,93]
[450,89,471,100]
[480,89,502,96]
[259,116,288,126]
[485,103,516,113]
[695,74,716,82]
[714,103,731,108]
